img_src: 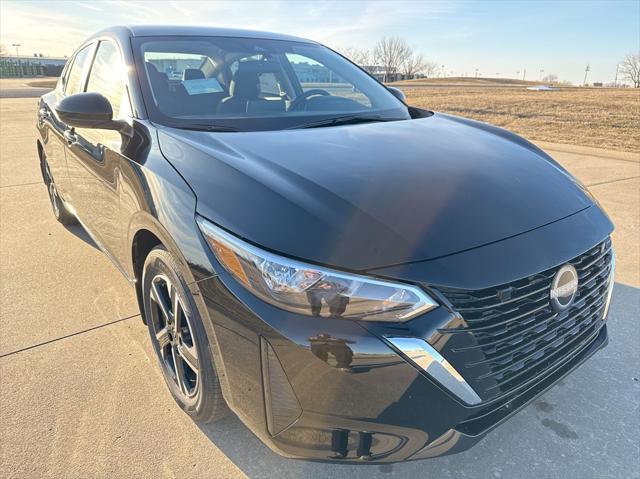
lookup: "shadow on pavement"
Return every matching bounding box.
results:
[64,223,98,250]
[197,282,639,479]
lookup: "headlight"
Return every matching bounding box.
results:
[197,216,437,321]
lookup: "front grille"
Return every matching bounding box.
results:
[437,237,612,401]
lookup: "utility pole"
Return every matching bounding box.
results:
[522,68,526,81]
[475,68,479,78]
[614,64,619,87]
[583,64,590,86]
[12,43,22,73]
[540,69,544,81]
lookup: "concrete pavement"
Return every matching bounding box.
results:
[1,97,638,478]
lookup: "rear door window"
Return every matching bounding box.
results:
[258,72,281,96]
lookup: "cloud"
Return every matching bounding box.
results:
[1,0,634,84]
[1,0,460,56]
[169,1,193,17]
[74,1,103,11]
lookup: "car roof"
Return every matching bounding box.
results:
[91,25,316,44]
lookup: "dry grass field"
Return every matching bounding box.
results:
[2,77,638,152]
[399,83,640,153]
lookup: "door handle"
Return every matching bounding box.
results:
[64,129,77,145]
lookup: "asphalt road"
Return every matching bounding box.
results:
[0,87,51,98]
[1,97,638,479]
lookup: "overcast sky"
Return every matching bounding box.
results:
[1,0,638,84]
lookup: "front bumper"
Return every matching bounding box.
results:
[192,206,614,463]
[194,274,608,464]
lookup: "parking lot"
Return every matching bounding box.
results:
[0,94,638,478]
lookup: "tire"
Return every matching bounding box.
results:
[142,245,228,423]
[43,161,76,225]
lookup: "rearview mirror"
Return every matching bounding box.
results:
[387,86,406,103]
[55,92,125,131]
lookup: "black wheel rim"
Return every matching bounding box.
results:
[149,274,200,398]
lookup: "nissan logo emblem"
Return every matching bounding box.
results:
[550,264,579,311]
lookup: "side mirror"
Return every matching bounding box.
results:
[387,86,406,103]
[55,92,125,131]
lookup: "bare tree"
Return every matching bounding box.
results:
[374,36,411,82]
[542,73,558,84]
[341,47,372,68]
[620,53,640,88]
[421,60,439,78]
[402,53,427,79]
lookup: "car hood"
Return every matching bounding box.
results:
[157,113,592,271]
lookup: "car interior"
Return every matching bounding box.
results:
[142,48,370,118]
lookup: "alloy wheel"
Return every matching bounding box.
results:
[44,163,60,218]
[148,274,200,398]
[48,181,60,218]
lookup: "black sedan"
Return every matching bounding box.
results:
[36,25,615,463]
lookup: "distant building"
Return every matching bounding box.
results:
[290,61,346,83]
[288,62,408,83]
[361,66,414,82]
[0,55,67,77]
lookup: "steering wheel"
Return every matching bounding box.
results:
[288,89,331,111]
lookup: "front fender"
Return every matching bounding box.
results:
[118,123,217,284]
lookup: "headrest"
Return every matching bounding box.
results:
[183,68,205,81]
[146,62,169,89]
[230,70,260,99]
[237,60,280,74]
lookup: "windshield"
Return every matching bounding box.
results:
[132,36,410,131]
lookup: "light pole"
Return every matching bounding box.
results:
[583,64,590,86]
[540,69,544,81]
[12,43,22,74]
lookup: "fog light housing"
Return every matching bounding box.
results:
[260,338,302,435]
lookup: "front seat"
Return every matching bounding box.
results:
[146,62,171,104]
[146,62,190,114]
[217,69,261,114]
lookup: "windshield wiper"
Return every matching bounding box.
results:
[287,114,395,130]
[172,123,240,133]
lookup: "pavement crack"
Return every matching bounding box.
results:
[0,181,42,189]
[585,175,640,188]
[0,314,140,358]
